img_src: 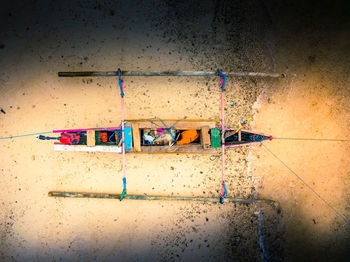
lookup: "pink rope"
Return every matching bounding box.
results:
[120,79,126,179]
[220,80,225,197]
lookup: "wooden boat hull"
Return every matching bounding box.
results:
[53,119,272,154]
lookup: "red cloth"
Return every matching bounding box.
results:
[60,132,80,145]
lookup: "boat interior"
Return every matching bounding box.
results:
[54,120,270,154]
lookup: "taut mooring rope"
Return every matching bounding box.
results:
[0,131,52,140]
[274,137,350,142]
[261,142,350,225]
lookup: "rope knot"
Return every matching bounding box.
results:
[118,68,124,98]
[217,69,227,91]
[120,177,127,201]
[220,181,227,204]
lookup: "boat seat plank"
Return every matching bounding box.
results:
[200,126,210,149]
[131,123,141,152]
[87,130,95,147]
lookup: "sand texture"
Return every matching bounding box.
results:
[1,0,349,261]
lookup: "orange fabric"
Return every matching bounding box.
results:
[177,129,199,145]
[99,132,108,143]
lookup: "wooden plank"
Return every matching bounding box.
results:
[224,130,236,138]
[140,145,219,154]
[200,126,210,149]
[129,120,218,130]
[87,130,95,147]
[238,130,242,142]
[115,132,120,145]
[131,123,141,152]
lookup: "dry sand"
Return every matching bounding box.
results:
[1,1,349,261]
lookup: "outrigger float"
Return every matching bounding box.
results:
[45,69,278,204]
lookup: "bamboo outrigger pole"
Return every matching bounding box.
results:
[58,71,283,78]
[48,191,275,204]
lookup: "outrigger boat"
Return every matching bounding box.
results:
[50,119,273,154]
[4,68,348,223]
[40,68,277,204]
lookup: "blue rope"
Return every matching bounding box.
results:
[38,135,59,140]
[217,69,226,91]
[120,177,127,201]
[141,117,183,141]
[108,130,122,143]
[0,131,52,140]
[168,119,182,130]
[118,68,124,98]
[140,117,185,154]
[156,118,176,140]
[159,118,169,128]
[220,182,228,204]
[222,182,227,197]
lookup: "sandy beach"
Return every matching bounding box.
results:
[1,0,349,261]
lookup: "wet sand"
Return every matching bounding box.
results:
[1,1,349,261]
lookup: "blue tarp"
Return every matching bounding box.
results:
[124,126,132,150]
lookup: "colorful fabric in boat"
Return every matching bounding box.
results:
[177,129,199,145]
[60,132,80,145]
